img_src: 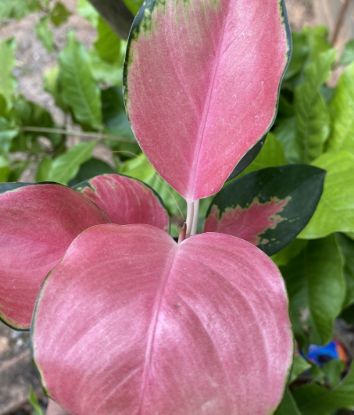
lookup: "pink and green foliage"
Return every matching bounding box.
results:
[0,0,310,414]
[206,197,291,245]
[125,0,290,200]
[0,175,169,330]
[33,225,292,415]
[0,184,108,330]
[78,174,169,230]
[205,165,326,255]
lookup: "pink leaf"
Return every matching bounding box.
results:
[79,174,169,230]
[0,184,108,329]
[33,224,292,415]
[205,197,290,245]
[125,0,290,200]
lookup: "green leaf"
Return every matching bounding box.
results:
[294,48,336,162]
[0,39,16,107]
[239,133,286,176]
[336,233,354,308]
[120,153,184,218]
[13,98,61,147]
[0,155,10,182]
[28,387,44,415]
[69,157,115,186]
[59,33,102,130]
[77,0,98,25]
[300,151,354,238]
[36,157,52,182]
[274,117,302,163]
[0,0,40,21]
[36,17,55,52]
[47,141,96,184]
[205,165,325,256]
[102,87,135,141]
[272,239,308,267]
[123,0,144,15]
[327,62,354,153]
[283,235,345,345]
[0,117,18,153]
[340,39,354,66]
[275,389,301,415]
[290,354,311,383]
[50,1,71,26]
[94,17,121,64]
[293,362,354,414]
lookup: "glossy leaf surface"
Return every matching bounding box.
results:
[300,151,354,238]
[33,224,292,415]
[0,184,108,329]
[125,0,291,200]
[78,174,169,230]
[283,236,345,345]
[205,165,325,255]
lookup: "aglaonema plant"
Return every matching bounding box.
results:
[0,0,327,414]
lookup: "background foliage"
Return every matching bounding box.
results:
[1,1,354,413]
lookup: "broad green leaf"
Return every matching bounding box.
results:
[36,17,54,52]
[283,235,345,345]
[240,133,286,176]
[275,389,301,415]
[293,363,354,415]
[59,33,102,130]
[340,39,354,66]
[0,39,16,108]
[336,234,354,308]
[47,141,96,184]
[327,62,354,153]
[94,17,121,64]
[294,48,336,162]
[50,1,70,26]
[300,151,354,238]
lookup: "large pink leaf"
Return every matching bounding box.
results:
[33,224,292,415]
[125,0,290,200]
[79,174,169,230]
[0,184,108,330]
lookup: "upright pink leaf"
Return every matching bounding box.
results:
[78,174,169,230]
[33,224,292,415]
[125,0,291,200]
[0,184,108,330]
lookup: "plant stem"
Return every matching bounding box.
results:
[21,126,131,142]
[185,199,200,238]
[191,200,200,236]
[331,0,351,45]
